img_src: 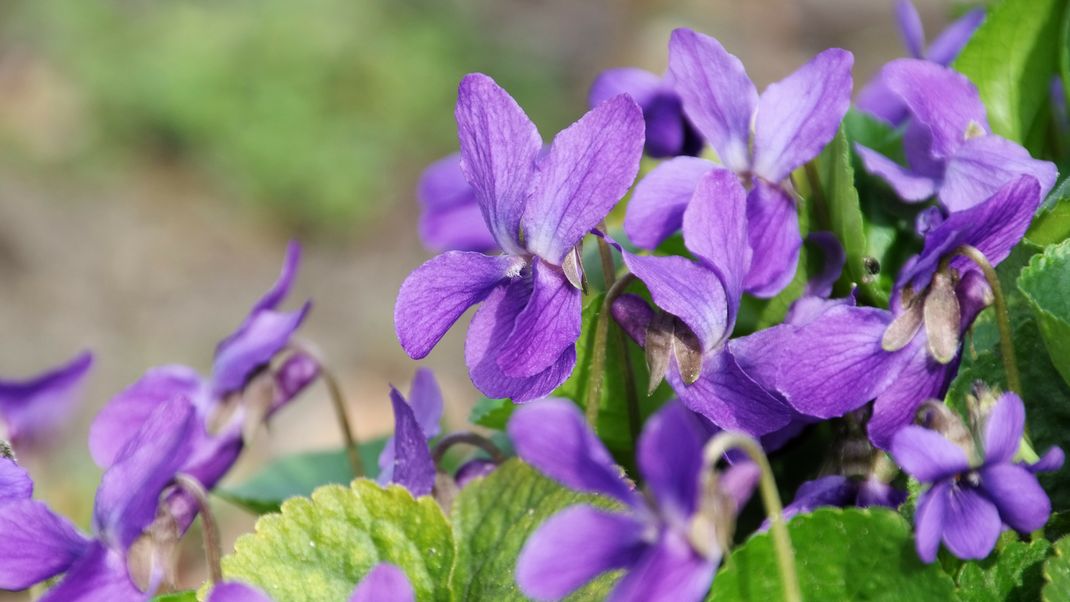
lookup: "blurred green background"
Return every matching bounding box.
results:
[0,0,962,594]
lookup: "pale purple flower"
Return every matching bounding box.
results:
[589,68,704,158]
[856,60,1057,212]
[0,397,196,601]
[624,28,853,297]
[892,393,1063,562]
[417,153,498,253]
[857,0,984,124]
[395,73,644,402]
[0,351,92,450]
[207,563,414,602]
[511,399,757,601]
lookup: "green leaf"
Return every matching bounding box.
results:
[953,0,1064,144]
[1018,239,1070,388]
[1028,178,1070,246]
[449,459,620,601]
[218,480,452,601]
[956,534,1051,601]
[215,439,388,514]
[154,592,197,602]
[1044,535,1070,601]
[707,508,956,601]
[469,396,515,430]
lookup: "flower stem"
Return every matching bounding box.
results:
[319,366,365,478]
[702,432,801,602]
[431,431,507,466]
[953,244,1022,396]
[173,474,223,587]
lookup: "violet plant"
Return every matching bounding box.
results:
[7,1,1070,601]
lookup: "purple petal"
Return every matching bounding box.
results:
[589,67,663,108]
[387,387,435,497]
[924,9,985,66]
[0,351,93,448]
[914,482,948,563]
[624,156,714,249]
[942,486,1001,560]
[670,349,794,436]
[890,425,970,482]
[608,530,717,602]
[855,145,937,202]
[454,459,497,488]
[212,304,310,397]
[508,399,639,506]
[782,476,855,522]
[720,461,760,512]
[271,351,321,414]
[623,253,728,354]
[418,154,497,253]
[611,294,654,346]
[350,564,415,602]
[1031,447,1065,473]
[0,499,89,589]
[643,93,691,158]
[0,458,32,502]
[983,392,1025,464]
[668,28,757,173]
[753,49,854,183]
[525,94,644,264]
[93,396,196,549]
[868,345,955,450]
[89,365,204,469]
[883,59,987,158]
[465,279,577,402]
[941,135,1057,212]
[517,505,644,601]
[249,240,301,315]
[37,542,145,602]
[743,182,801,298]
[857,478,907,509]
[980,463,1050,533]
[497,259,582,378]
[683,168,751,328]
[455,73,541,254]
[895,0,926,58]
[395,251,519,359]
[209,582,273,602]
[638,402,710,521]
[408,368,444,439]
[855,77,910,125]
[804,232,847,298]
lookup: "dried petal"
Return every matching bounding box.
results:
[562,244,587,293]
[923,271,961,363]
[881,295,924,352]
[645,311,675,395]
[672,319,704,386]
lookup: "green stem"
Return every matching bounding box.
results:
[174,474,223,587]
[319,366,365,478]
[604,273,641,444]
[431,431,507,467]
[702,432,801,602]
[803,161,829,228]
[953,244,1022,396]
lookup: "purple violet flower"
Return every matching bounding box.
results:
[856,59,1057,212]
[891,393,1063,562]
[856,0,984,125]
[378,370,442,497]
[0,351,92,450]
[767,175,1043,448]
[0,397,196,601]
[589,68,704,158]
[780,475,905,524]
[417,153,499,253]
[394,73,645,402]
[624,28,853,297]
[207,563,415,602]
[511,399,757,601]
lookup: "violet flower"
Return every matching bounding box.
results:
[780,475,905,524]
[769,175,1043,448]
[589,68,704,158]
[624,28,852,297]
[612,168,795,436]
[892,393,1063,562]
[207,563,414,602]
[395,73,644,402]
[856,0,984,125]
[511,399,757,601]
[856,59,1057,212]
[0,397,196,601]
[417,153,498,253]
[0,351,92,450]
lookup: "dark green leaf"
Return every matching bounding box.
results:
[469,396,515,430]
[1043,535,1070,601]
[1018,239,1070,388]
[956,534,1051,601]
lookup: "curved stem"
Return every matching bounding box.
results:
[431,431,507,467]
[173,474,223,587]
[952,244,1021,396]
[702,432,801,602]
[319,366,364,478]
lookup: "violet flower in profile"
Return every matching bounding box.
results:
[589,68,703,158]
[378,369,443,497]
[624,28,852,297]
[207,563,415,602]
[769,175,1043,448]
[511,399,757,601]
[856,59,1056,212]
[892,393,1063,562]
[0,350,92,449]
[417,153,498,253]
[0,397,196,601]
[856,0,984,124]
[395,73,644,402]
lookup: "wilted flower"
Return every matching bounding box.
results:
[589,67,704,158]
[0,351,92,450]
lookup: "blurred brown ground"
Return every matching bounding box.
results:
[0,0,958,595]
